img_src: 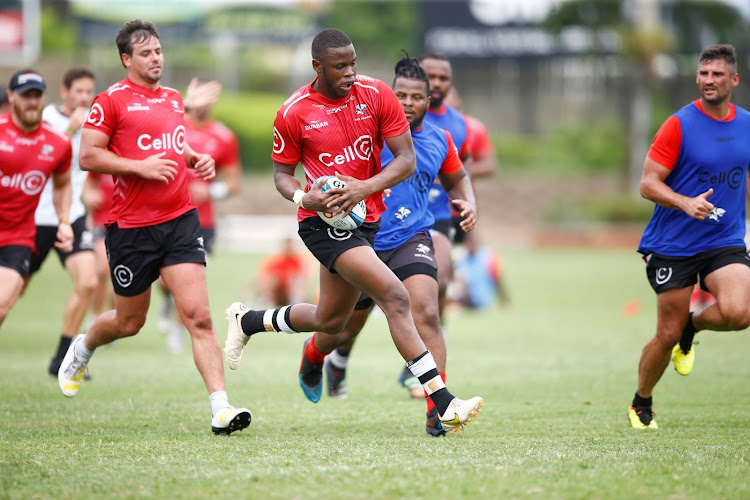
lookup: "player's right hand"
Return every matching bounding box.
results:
[139,152,179,184]
[302,180,331,213]
[683,188,714,220]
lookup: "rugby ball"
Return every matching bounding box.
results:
[312,175,367,230]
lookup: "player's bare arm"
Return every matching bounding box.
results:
[184,142,216,181]
[80,127,179,184]
[51,169,74,252]
[439,168,477,232]
[640,156,714,220]
[272,162,330,212]
[322,130,416,217]
[459,149,473,177]
[81,175,103,212]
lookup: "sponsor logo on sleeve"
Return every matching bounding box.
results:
[86,103,104,127]
[273,126,285,154]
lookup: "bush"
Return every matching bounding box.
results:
[495,116,626,173]
[212,91,286,172]
[546,192,654,225]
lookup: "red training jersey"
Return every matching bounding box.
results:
[465,115,493,162]
[272,75,410,223]
[83,78,193,228]
[87,172,116,229]
[184,116,240,228]
[0,114,72,248]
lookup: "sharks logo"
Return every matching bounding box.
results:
[708,207,726,222]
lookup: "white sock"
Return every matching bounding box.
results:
[328,349,350,369]
[406,351,437,378]
[74,337,93,362]
[209,391,230,416]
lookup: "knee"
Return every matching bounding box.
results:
[182,304,213,332]
[76,275,98,297]
[413,301,441,329]
[317,316,348,335]
[723,308,750,331]
[378,284,411,317]
[118,316,146,337]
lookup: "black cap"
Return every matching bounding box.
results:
[8,69,46,94]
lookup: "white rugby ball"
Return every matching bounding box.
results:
[312,175,367,230]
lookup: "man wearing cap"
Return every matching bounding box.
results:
[0,69,73,329]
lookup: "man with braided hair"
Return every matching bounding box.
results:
[224,30,483,435]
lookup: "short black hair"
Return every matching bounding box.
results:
[419,52,449,64]
[311,28,352,62]
[700,44,737,74]
[393,51,429,93]
[62,67,95,89]
[116,19,160,68]
[0,86,8,106]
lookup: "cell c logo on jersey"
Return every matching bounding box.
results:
[0,170,47,196]
[319,135,373,167]
[87,103,104,127]
[137,125,185,155]
[273,126,285,154]
[655,267,672,285]
[113,264,134,288]
[353,135,373,161]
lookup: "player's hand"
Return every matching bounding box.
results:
[184,78,221,110]
[189,179,211,204]
[682,188,714,220]
[302,180,332,213]
[190,154,216,181]
[325,172,368,217]
[452,199,477,232]
[68,107,89,132]
[139,152,179,184]
[54,222,74,252]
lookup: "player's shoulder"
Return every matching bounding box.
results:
[732,103,750,120]
[40,121,71,144]
[210,120,237,140]
[102,79,132,99]
[352,74,388,95]
[278,84,313,116]
[160,85,183,100]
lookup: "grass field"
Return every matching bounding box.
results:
[1,248,749,499]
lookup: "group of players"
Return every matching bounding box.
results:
[2,19,749,435]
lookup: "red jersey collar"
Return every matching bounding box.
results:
[124,77,163,96]
[308,77,352,104]
[693,99,736,121]
[6,113,42,136]
[428,104,448,116]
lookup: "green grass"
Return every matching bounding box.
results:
[2,249,749,499]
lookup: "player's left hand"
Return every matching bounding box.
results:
[191,154,216,181]
[54,222,74,252]
[452,199,477,232]
[326,171,368,217]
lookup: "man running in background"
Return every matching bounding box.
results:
[57,19,250,435]
[1,69,73,329]
[23,67,98,375]
[629,44,750,429]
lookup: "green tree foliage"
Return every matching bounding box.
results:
[324,1,419,58]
